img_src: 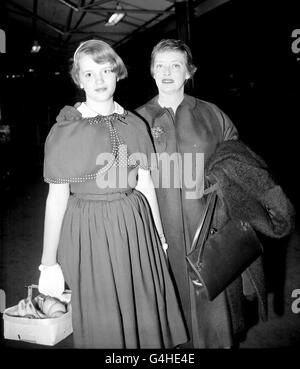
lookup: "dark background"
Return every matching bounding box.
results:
[0,0,300,350]
[1,0,299,212]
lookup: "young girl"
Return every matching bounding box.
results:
[38,39,187,348]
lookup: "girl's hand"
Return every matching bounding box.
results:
[38,263,65,298]
[162,242,168,256]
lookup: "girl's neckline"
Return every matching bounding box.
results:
[81,101,124,117]
[77,102,128,125]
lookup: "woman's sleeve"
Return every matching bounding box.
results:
[208,102,239,141]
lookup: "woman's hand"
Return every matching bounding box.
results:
[38,263,65,298]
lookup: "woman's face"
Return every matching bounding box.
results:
[78,53,117,104]
[152,50,190,95]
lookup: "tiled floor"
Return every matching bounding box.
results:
[1,173,300,349]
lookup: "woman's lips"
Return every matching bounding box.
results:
[161,79,174,84]
[95,87,107,92]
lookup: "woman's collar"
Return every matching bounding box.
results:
[145,94,196,118]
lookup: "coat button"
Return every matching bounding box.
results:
[209,227,217,235]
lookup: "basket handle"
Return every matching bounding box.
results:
[25,284,72,300]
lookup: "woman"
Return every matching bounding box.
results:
[135,39,239,348]
[38,39,188,348]
[136,39,294,349]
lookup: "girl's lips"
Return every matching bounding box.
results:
[161,79,174,83]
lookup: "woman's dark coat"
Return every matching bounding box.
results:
[136,94,294,347]
[136,95,238,347]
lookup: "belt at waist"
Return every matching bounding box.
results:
[71,189,133,201]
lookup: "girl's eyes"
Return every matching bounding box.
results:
[83,69,112,77]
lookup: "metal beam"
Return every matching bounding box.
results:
[70,30,128,35]
[85,8,175,15]
[114,3,175,48]
[62,0,94,44]
[32,0,38,35]
[7,0,65,35]
[67,32,114,45]
[175,0,192,44]
[194,0,232,17]
[58,0,79,12]
[68,18,106,33]
[80,0,113,10]
[84,12,140,28]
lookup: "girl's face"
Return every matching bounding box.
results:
[152,50,190,95]
[78,53,117,104]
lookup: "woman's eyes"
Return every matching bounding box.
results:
[103,69,113,74]
[84,72,92,78]
[155,63,181,70]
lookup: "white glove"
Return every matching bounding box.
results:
[38,263,65,298]
[162,242,168,256]
[159,234,168,256]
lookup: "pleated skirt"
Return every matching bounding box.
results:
[57,189,188,348]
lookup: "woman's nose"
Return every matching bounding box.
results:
[163,66,171,75]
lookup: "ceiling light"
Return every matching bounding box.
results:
[105,3,125,27]
[31,40,41,53]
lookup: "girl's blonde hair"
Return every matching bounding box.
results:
[71,39,128,87]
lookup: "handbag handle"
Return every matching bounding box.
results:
[190,190,218,259]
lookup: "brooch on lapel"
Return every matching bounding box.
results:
[151,126,164,140]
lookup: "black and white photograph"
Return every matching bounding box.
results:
[0,0,299,360]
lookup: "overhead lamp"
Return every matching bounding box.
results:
[31,40,41,53]
[105,3,126,27]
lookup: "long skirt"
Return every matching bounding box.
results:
[58,189,188,348]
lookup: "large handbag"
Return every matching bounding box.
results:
[186,190,263,301]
